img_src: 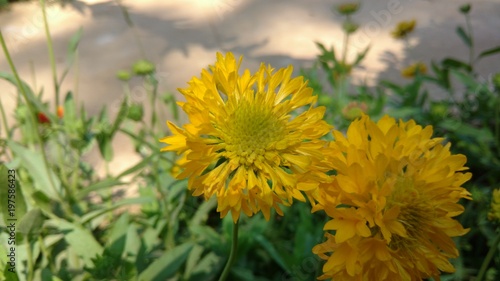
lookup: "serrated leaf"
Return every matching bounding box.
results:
[138,242,194,281]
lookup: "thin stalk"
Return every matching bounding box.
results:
[0,30,73,217]
[73,48,80,105]
[496,95,500,157]
[0,97,10,140]
[476,230,500,281]
[38,235,57,275]
[29,61,37,93]
[25,237,34,281]
[465,14,475,70]
[148,75,159,134]
[39,0,60,107]
[218,221,239,281]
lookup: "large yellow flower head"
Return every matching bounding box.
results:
[160,52,331,223]
[313,115,472,281]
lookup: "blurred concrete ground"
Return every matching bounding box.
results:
[1,0,499,177]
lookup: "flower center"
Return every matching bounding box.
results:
[387,175,432,251]
[220,98,286,164]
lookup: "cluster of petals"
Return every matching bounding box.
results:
[313,115,472,281]
[160,52,331,223]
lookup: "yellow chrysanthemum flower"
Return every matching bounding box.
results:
[401,62,427,78]
[313,115,472,281]
[488,189,500,222]
[160,52,331,223]
[391,19,417,39]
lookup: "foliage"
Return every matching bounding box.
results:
[301,3,500,281]
[0,2,499,281]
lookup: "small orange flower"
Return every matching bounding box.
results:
[57,105,64,118]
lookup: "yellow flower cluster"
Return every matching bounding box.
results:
[160,52,331,223]
[391,19,417,39]
[313,115,472,280]
[488,189,500,222]
[401,62,427,78]
[161,53,473,280]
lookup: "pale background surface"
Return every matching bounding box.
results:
[1,0,499,178]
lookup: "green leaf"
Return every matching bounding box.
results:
[110,96,129,137]
[0,165,9,226]
[106,213,129,258]
[187,252,222,281]
[123,223,141,264]
[0,165,27,226]
[96,132,113,162]
[183,244,204,280]
[17,208,44,236]
[50,219,103,267]
[117,154,156,179]
[189,197,216,226]
[138,242,194,281]
[79,197,153,224]
[32,189,52,211]
[353,45,371,65]
[0,73,46,113]
[7,141,62,200]
[59,27,83,85]
[255,234,290,273]
[76,178,125,199]
[63,91,76,123]
[477,45,500,59]
[442,58,472,72]
[456,26,472,47]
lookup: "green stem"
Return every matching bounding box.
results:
[218,221,239,281]
[0,96,10,140]
[25,237,34,281]
[495,97,500,155]
[40,0,60,106]
[38,235,57,275]
[476,230,500,281]
[0,30,74,218]
[465,14,474,70]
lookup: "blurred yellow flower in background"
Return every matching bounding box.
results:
[313,115,472,281]
[488,189,500,222]
[391,19,417,39]
[401,62,427,78]
[160,52,331,223]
